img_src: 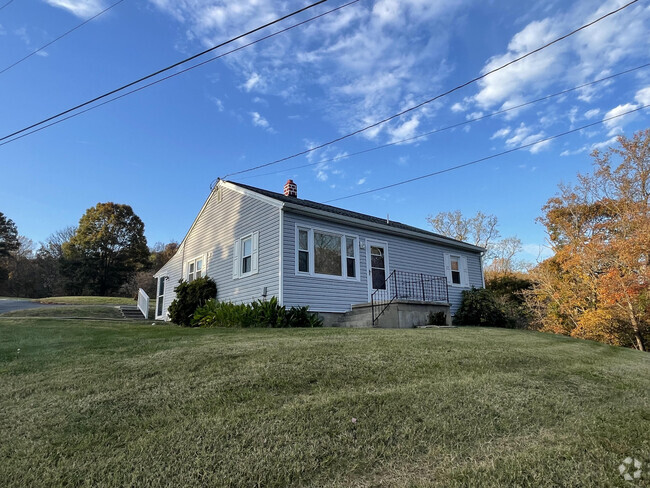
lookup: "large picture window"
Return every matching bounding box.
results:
[296,226,358,280]
[314,232,342,276]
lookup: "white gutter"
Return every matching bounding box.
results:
[282,202,485,253]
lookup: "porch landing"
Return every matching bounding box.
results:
[322,300,451,328]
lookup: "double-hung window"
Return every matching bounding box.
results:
[186,256,204,282]
[233,232,259,279]
[296,227,358,280]
[241,236,253,274]
[298,229,309,273]
[444,253,468,287]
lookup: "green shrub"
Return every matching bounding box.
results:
[168,277,217,327]
[427,311,448,326]
[486,273,534,329]
[453,287,509,327]
[193,297,323,328]
[286,305,324,328]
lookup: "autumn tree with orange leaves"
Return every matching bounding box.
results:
[526,130,649,351]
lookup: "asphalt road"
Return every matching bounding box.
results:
[0,299,48,314]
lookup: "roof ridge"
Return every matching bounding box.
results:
[225,180,485,252]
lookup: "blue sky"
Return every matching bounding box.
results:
[1,0,649,264]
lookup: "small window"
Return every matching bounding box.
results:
[233,232,258,279]
[187,257,204,282]
[298,229,309,273]
[444,253,468,287]
[346,237,356,278]
[450,256,461,285]
[242,236,252,275]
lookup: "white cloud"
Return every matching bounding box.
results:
[584,108,600,119]
[149,0,467,142]
[208,96,224,111]
[560,147,586,157]
[504,123,550,153]
[635,86,650,106]
[357,177,366,185]
[451,102,465,113]
[603,102,638,135]
[43,0,106,18]
[387,115,420,143]
[491,127,511,139]
[243,72,262,92]
[591,135,619,150]
[470,1,650,113]
[250,111,271,130]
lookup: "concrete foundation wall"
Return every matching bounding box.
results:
[327,301,451,328]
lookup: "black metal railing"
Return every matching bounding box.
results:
[371,270,449,325]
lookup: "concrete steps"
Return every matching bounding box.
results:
[335,305,374,328]
[119,305,146,320]
[335,300,451,328]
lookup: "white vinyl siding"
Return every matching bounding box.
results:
[283,211,482,313]
[154,185,280,320]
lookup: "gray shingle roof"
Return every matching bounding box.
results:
[227,180,484,252]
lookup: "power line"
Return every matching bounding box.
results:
[0,0,14,12]
[223,0,639,179]
[236,62,650,181]
[324,104,650,203]
[0,0,329,143]
[0,0,360,148]
[0,0,127,76]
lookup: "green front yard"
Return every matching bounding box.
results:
[0,318,648,487]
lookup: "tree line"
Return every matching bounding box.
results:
[0,203,177,300]
[428,130,649,352]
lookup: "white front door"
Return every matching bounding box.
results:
[366,240,389,300]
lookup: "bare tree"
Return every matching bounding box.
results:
[427,210,500,249]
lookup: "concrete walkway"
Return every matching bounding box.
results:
[0,298,51,314]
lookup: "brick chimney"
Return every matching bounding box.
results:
[284,179,297,198]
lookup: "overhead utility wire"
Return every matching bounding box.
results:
[237,62,650,180]
[0,0,360,148]
[0,0,127,75]
[0,0,328,143]
[0,0,14,12]
[324,104,650,203]
[223,0,639,179]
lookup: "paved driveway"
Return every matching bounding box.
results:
[0,299,49,314]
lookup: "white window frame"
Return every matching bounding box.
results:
[444,253,469,287]
[186,255,206,282]
[233,231,259,279]
[294,225,360,281]
[297,227,310,273]
[155,277,165,319]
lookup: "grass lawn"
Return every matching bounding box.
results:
[0,320,648,487]
[35,296,136,305]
